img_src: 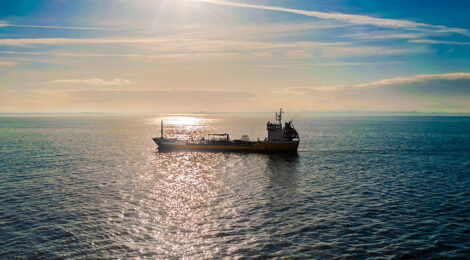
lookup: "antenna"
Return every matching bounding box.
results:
[161,120,164,139]
[273,108,283,125]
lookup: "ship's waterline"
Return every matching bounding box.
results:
[154,139,299,152]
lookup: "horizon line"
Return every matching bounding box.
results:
[1,111,470,116]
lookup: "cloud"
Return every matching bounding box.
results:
[318,46,422,58]
[196,0,470,35]
[4,74,469,112]
[0,50,254,60]
[0,37,174,46]
[40,88,255,98]
[284,73,470,112]
[0,61,17,67]
[0,22,117,30]
[409,39,470,45]
[17,88,257,113]
[344,32,421,40]
[50,78,132,86]
[289,73,470,91]
[0,38,424,59]
[256,61,402,69]
[174,21,348,39]
[0,37,342,49]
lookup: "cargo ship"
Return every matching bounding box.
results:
[153,109,299,153]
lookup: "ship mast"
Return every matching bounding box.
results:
[161,120,164,139]
[276,108,283,125]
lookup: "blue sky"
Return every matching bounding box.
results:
[1,0,470,113]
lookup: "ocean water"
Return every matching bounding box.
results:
[0,114,469,259]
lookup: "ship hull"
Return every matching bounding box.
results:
[153,138,298,153]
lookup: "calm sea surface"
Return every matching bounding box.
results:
[1,114,469,259]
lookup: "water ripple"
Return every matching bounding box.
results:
[0,115,469,258]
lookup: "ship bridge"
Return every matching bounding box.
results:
[266,108,299,142]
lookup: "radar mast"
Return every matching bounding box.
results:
[275,108,283,125]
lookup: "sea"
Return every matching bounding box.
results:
[1,114,469,259]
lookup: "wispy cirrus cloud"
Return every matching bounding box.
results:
[0,61,17,67]
[30,88,258,109]
[2,88,259,113]
[355,72,470,86]
[0,37,343,48]
[409,39,470,45]
[196,0,470,35]
[0,22,117,30]
[283,73,470,112]
[256,61,403,69]
[287,72,470,92]
[0,38,424,59]
[172,21,348,39]
[0,50,250,59]
[344,32,422,40]
[50,78,132,86]
[0,37,175,46]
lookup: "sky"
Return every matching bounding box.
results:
[1,0,470,113]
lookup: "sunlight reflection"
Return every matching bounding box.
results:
[147,115,212,127]
[137,151,229,257]
[147,115,219,141]
[164,116,201,126]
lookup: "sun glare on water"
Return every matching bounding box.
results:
[148,116,206,127]
[147,116,213,141]
[164,116,201,126]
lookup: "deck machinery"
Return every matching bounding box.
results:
[153,109,299,152]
